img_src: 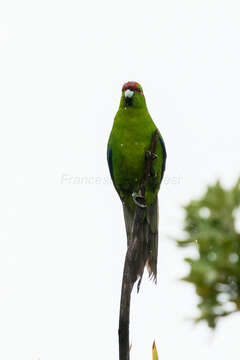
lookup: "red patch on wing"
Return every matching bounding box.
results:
[122,81,144,96]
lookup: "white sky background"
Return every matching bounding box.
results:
[0,0,240,359]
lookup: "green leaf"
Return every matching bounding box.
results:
[177,177,240,328]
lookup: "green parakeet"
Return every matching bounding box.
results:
[107,82,166,283]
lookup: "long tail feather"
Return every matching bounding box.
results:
[123,204,133,247]
[146,199,159,282]
[122,198,159,288]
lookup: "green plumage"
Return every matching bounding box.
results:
[107,82,166,282]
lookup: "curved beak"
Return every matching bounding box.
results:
[124,89,134,99]
[124,89,134,106]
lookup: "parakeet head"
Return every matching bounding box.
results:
[120,81,146,109]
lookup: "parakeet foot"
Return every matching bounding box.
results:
[132,192,147,208]
[146,150,158,160]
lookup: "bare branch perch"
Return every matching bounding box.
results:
[118,130,159,360]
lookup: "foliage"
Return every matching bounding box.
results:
[177,178,240,328]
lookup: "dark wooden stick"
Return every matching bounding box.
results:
[118,130,159,360]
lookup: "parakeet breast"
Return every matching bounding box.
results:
[114,134,147,192]
[108,108,162,208]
